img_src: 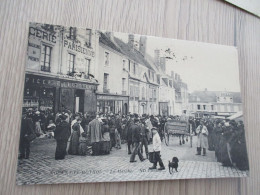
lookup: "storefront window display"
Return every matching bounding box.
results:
[97,100,123,114]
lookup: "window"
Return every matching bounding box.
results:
[123,60,126,70]
[220,104,225,112]
[122,78,126,92]
[142,87,145,98]
[154,89,156,98]
[105,52,109,66]
[133,63,136,74]
[211,105,214,110]
[104,73,109,91]
[130,86,134,97]
[86,29,91,47]
[128,60,131,71]
[68,53,75,73]
[203,105,206,110]
[157,75,160,84]
[197,105,201,110]
[85,58,91,75]
[40,44,52,72]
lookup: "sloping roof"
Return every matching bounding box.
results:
[113,37,155,71]
[99,32,122,54]
[189,91,242,103]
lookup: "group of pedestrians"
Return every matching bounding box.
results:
[188,117,249,171]
[19,109,167,170]
[124,114,165,170]
[19,108,249,171]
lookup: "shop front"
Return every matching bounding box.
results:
[59,79,97,114]
[23,74,60,113]
[23,73,98,114]
[96,94,129,115]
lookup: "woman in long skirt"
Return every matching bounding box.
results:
[68,118,82,155]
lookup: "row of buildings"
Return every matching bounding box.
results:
[23,23,242,118]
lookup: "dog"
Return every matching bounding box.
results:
[168,157,179,174]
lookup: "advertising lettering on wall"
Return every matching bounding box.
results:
[63,40,95,58]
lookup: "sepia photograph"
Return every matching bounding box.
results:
[16,22,249,185]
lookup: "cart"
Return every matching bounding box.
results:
[164,119,193,147]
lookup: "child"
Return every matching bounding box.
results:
[79,132,91,156]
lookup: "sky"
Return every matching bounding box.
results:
[112,32,241,93]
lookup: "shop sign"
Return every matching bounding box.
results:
[61,81,96,90]
[97,95,128,101]
[25,76,60,87]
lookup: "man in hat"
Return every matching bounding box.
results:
[149,127,165,170]
[19,112,35,159]
[115,114,122,149]
[54,114,71,160]
[130,118,145,162]
[205,119,215,151]
[195,120,209,156]
[126,114,134,154]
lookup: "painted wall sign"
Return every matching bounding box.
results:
[29,27,56,43]
[61,81,96,90]
[25,76,60,87]
[63,40,95,57]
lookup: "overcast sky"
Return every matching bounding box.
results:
[112,32,241,93]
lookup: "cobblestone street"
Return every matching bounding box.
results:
[16,136,248,185]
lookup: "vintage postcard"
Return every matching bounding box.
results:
[16,22,249,185]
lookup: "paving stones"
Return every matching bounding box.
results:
[16,137,248,185]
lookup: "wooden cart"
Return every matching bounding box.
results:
[164,119,193,147]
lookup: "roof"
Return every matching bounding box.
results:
[99,32,122,54]
[189,91,242,103]
[113,37,155,71]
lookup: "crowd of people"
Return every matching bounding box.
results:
[19,108,249,171]
[188,117,249,170]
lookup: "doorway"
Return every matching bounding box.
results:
[124,103,128,115]
[75,89,84,113]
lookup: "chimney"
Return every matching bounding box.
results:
[154,49,160,67]
[105,32,114,42]
[128,34,134,49]
[160,57,166,72]
[139,36,147,57]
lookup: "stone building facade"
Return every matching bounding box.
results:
[188,89,243,118]
[24,23,99,114]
